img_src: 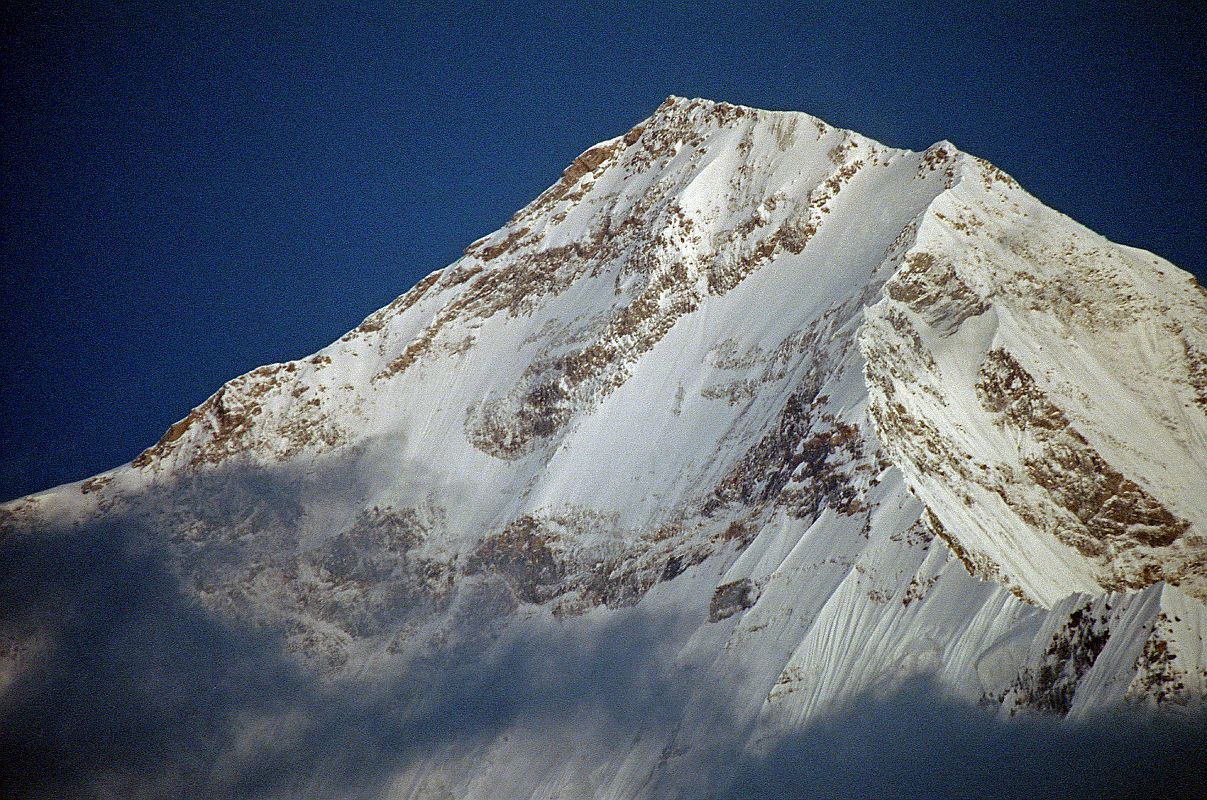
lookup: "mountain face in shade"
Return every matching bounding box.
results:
[2,97,1205,797]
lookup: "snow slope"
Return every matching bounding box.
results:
[2,96,1204,797]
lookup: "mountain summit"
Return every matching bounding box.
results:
[3,97,1205,797]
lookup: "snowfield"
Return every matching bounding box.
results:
[2,96,1204,798]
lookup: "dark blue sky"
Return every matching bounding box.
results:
[2,2,1203,501]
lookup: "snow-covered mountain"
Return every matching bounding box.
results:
[3,96,1205,798]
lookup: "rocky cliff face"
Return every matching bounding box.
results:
[3,97,1204,798]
